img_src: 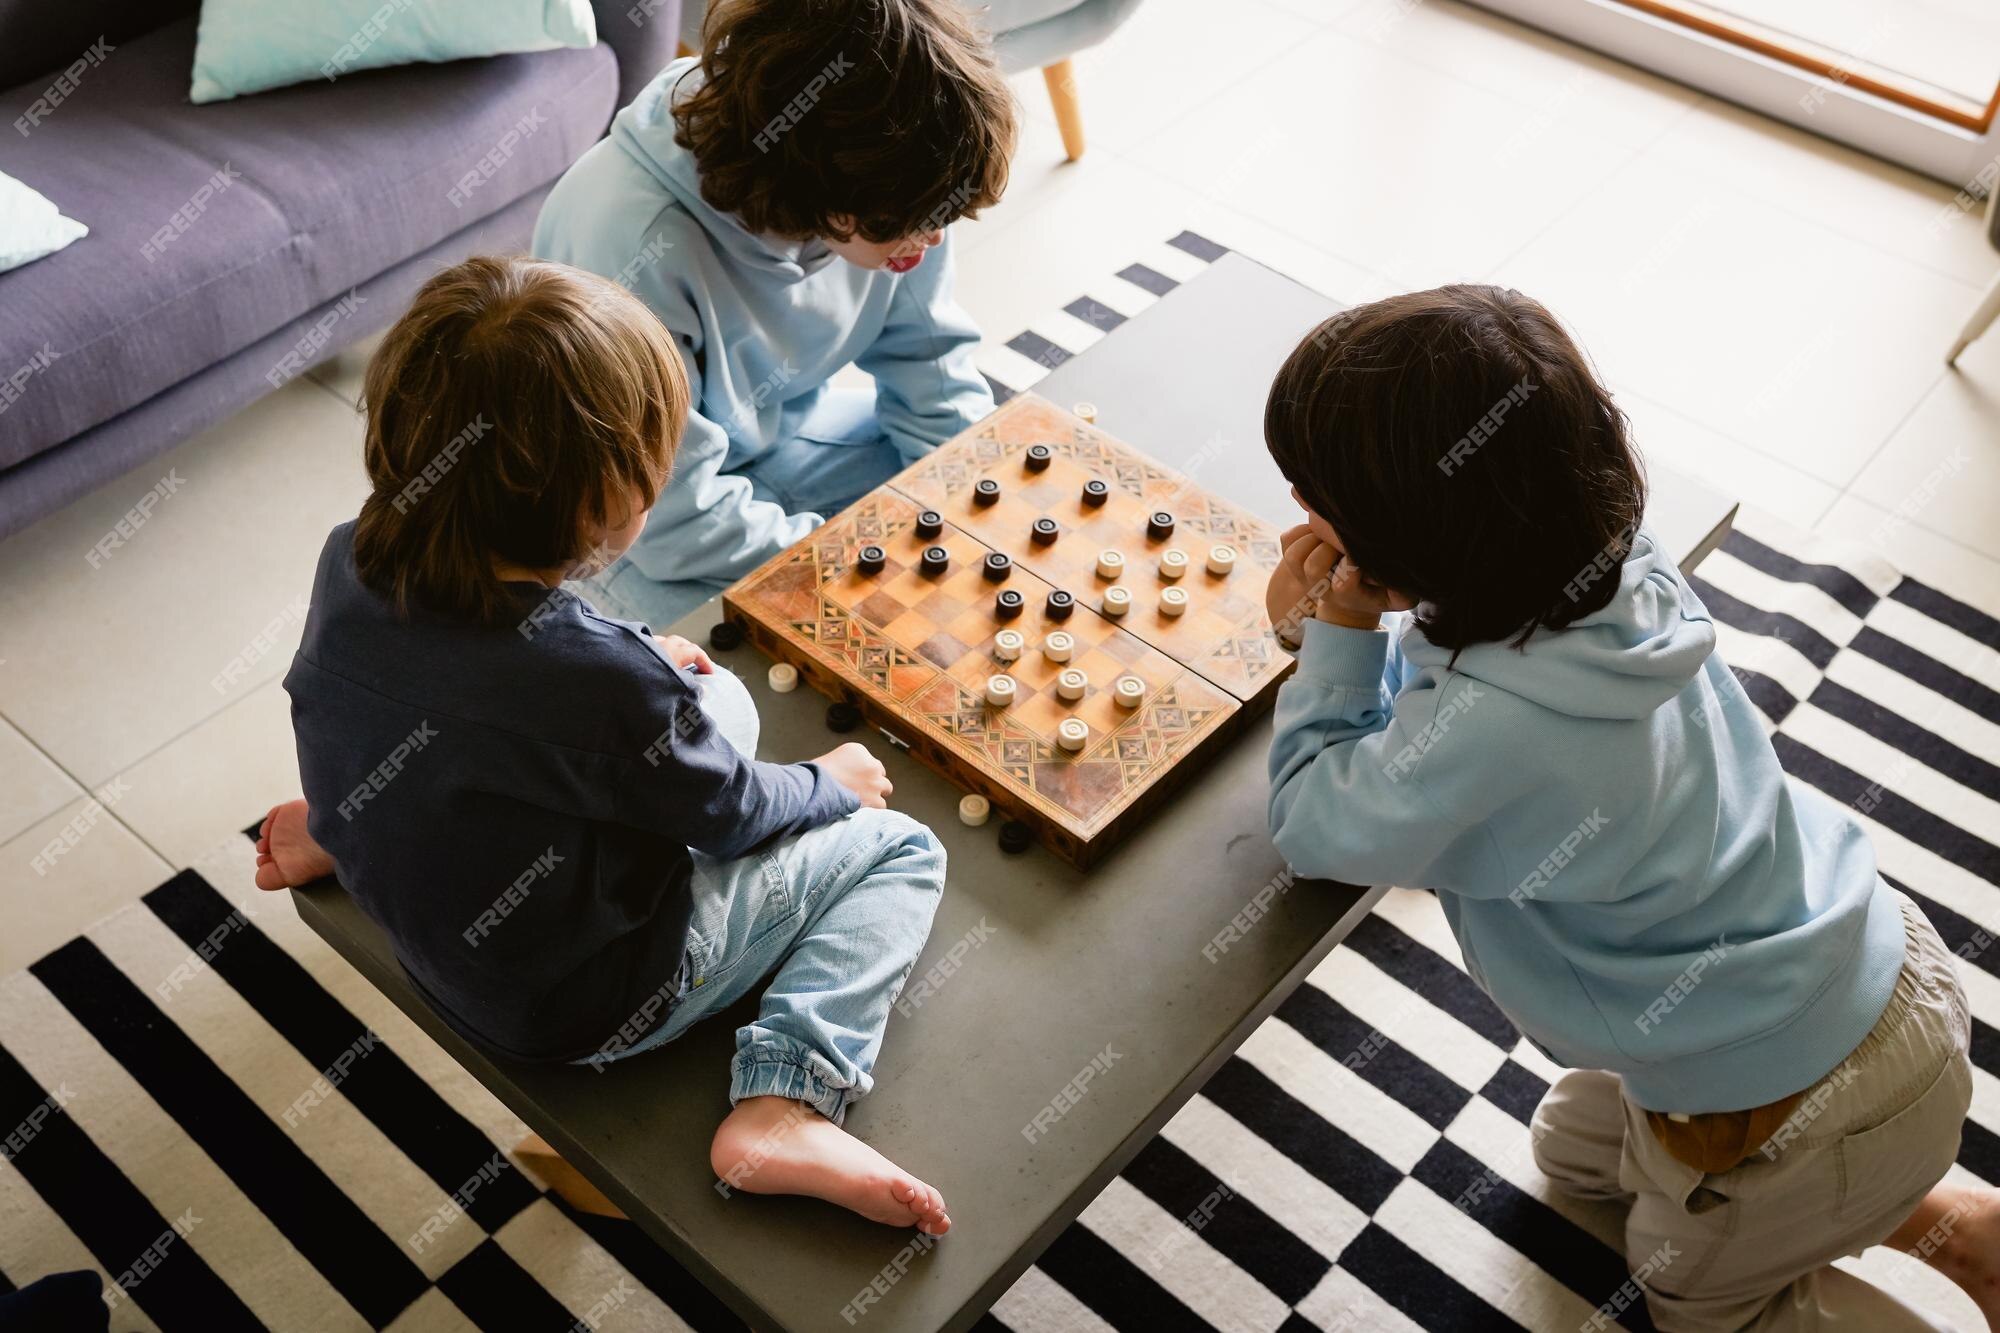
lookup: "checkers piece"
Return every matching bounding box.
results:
[1160,587,1189,617]
[767,663,799,694]
[708,619,745,651]
[1031,517,1060,546]
[995,589,1025,620]
[1102,586,1131,617]
[825,701,862,732]
[1046,590,1075,621]
[1206,543,1237,577]
[920,545,950,577]
[993,629,1024,661]
[1147,510,1176,541]
[915,509,944,539]
[1056,718,1089,752]
[958,794,992,827]
[998,820,1035,855]
[1024,443,1053,472]
[1114,675,1146,708]
[1073,401,1097,424]
[1057,668,1088,701]
[984,674,1018,707]
[1158,548,1188,580]
[973,478,1001,507]
[1042,631,1075,663]
[1081,479,1109,508]
[856,544,887,576]
[1096,549,1125,579]
[983,552,1014,583]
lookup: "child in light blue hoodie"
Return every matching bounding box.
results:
[1260,287,1996,1331]
[532,0,1015,620]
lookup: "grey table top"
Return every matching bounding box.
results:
[293,251,1737,1333]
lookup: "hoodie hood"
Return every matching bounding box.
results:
[610,58,838,282]
[1409,527,1718,720]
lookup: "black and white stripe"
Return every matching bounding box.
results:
[2,239,1992,1331]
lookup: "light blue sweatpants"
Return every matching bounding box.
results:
[580,666,946,1124]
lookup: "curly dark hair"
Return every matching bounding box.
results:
[673,0,1016,243]
[1264,285,1648,653]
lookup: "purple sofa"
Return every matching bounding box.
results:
[0,0,678,540]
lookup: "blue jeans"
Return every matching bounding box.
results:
[580,666,946,1124]
[582,387,904,630]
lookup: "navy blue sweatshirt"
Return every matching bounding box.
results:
[284,523,856,1062]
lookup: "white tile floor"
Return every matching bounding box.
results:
[3,0,1998,969]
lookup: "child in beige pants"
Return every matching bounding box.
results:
[1535,894,1993,1330]
[1255,286,1999,1331]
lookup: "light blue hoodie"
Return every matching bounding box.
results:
[532,59,993,586]
[1267,529,1904,1113]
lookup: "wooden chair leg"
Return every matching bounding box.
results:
[1042,59,1086,162]
[513,1133,627,1219]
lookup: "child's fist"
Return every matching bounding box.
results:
[655,634,715,674]
[1312,549,1414,629]
[1266,526,1327,639]
[813,742,893,808]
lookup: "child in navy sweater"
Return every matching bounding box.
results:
[256,256,951,1234]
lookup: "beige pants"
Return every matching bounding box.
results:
[1532,893,1974,1332]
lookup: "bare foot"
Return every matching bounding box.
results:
[1889,1181,2000,1329]
[254,799,336,891]
[710,1096,950,1235]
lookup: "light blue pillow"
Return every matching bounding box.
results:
[189,0,598,104]
[0,171,87,274]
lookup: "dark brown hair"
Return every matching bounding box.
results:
[1264,285,1646,652]
[353,256,688,624]
[673,0,1016,244]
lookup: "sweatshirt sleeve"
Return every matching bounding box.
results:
[615,664,857,856]
[1266,618,1481,887]
[625,263,820,584]
[854,230,995,465]
[536,206,817,584]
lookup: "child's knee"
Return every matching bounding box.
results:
[850,808,946,888]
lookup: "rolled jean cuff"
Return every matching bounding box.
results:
[730,1047,852,1124]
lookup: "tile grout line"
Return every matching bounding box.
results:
[1826,361,1957,515]
[1477,92,1709,285]
[0,720,172,871]
[1103,4,1335,162]
[0,675,291,869]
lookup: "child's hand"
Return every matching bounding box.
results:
[1311,546,1414,629]
[813,742,893,808]
[1266,525,1327,638]
[1267,524,1411,633]
[655,634,715,674]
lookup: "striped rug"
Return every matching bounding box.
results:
[3,239,1995,1332]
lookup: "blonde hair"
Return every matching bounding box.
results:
[353,256,689,623]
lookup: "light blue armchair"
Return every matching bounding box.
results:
[678,0,1146,160]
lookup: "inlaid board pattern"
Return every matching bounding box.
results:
[723,394,1294,865]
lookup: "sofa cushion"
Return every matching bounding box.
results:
[0,15,616,471]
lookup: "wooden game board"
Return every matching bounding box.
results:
[721,394,1293,867]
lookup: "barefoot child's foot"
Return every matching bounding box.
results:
[710,1095,950,1235]
[254,799,337,891]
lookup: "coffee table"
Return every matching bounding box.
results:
[292,251,1737,1332]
